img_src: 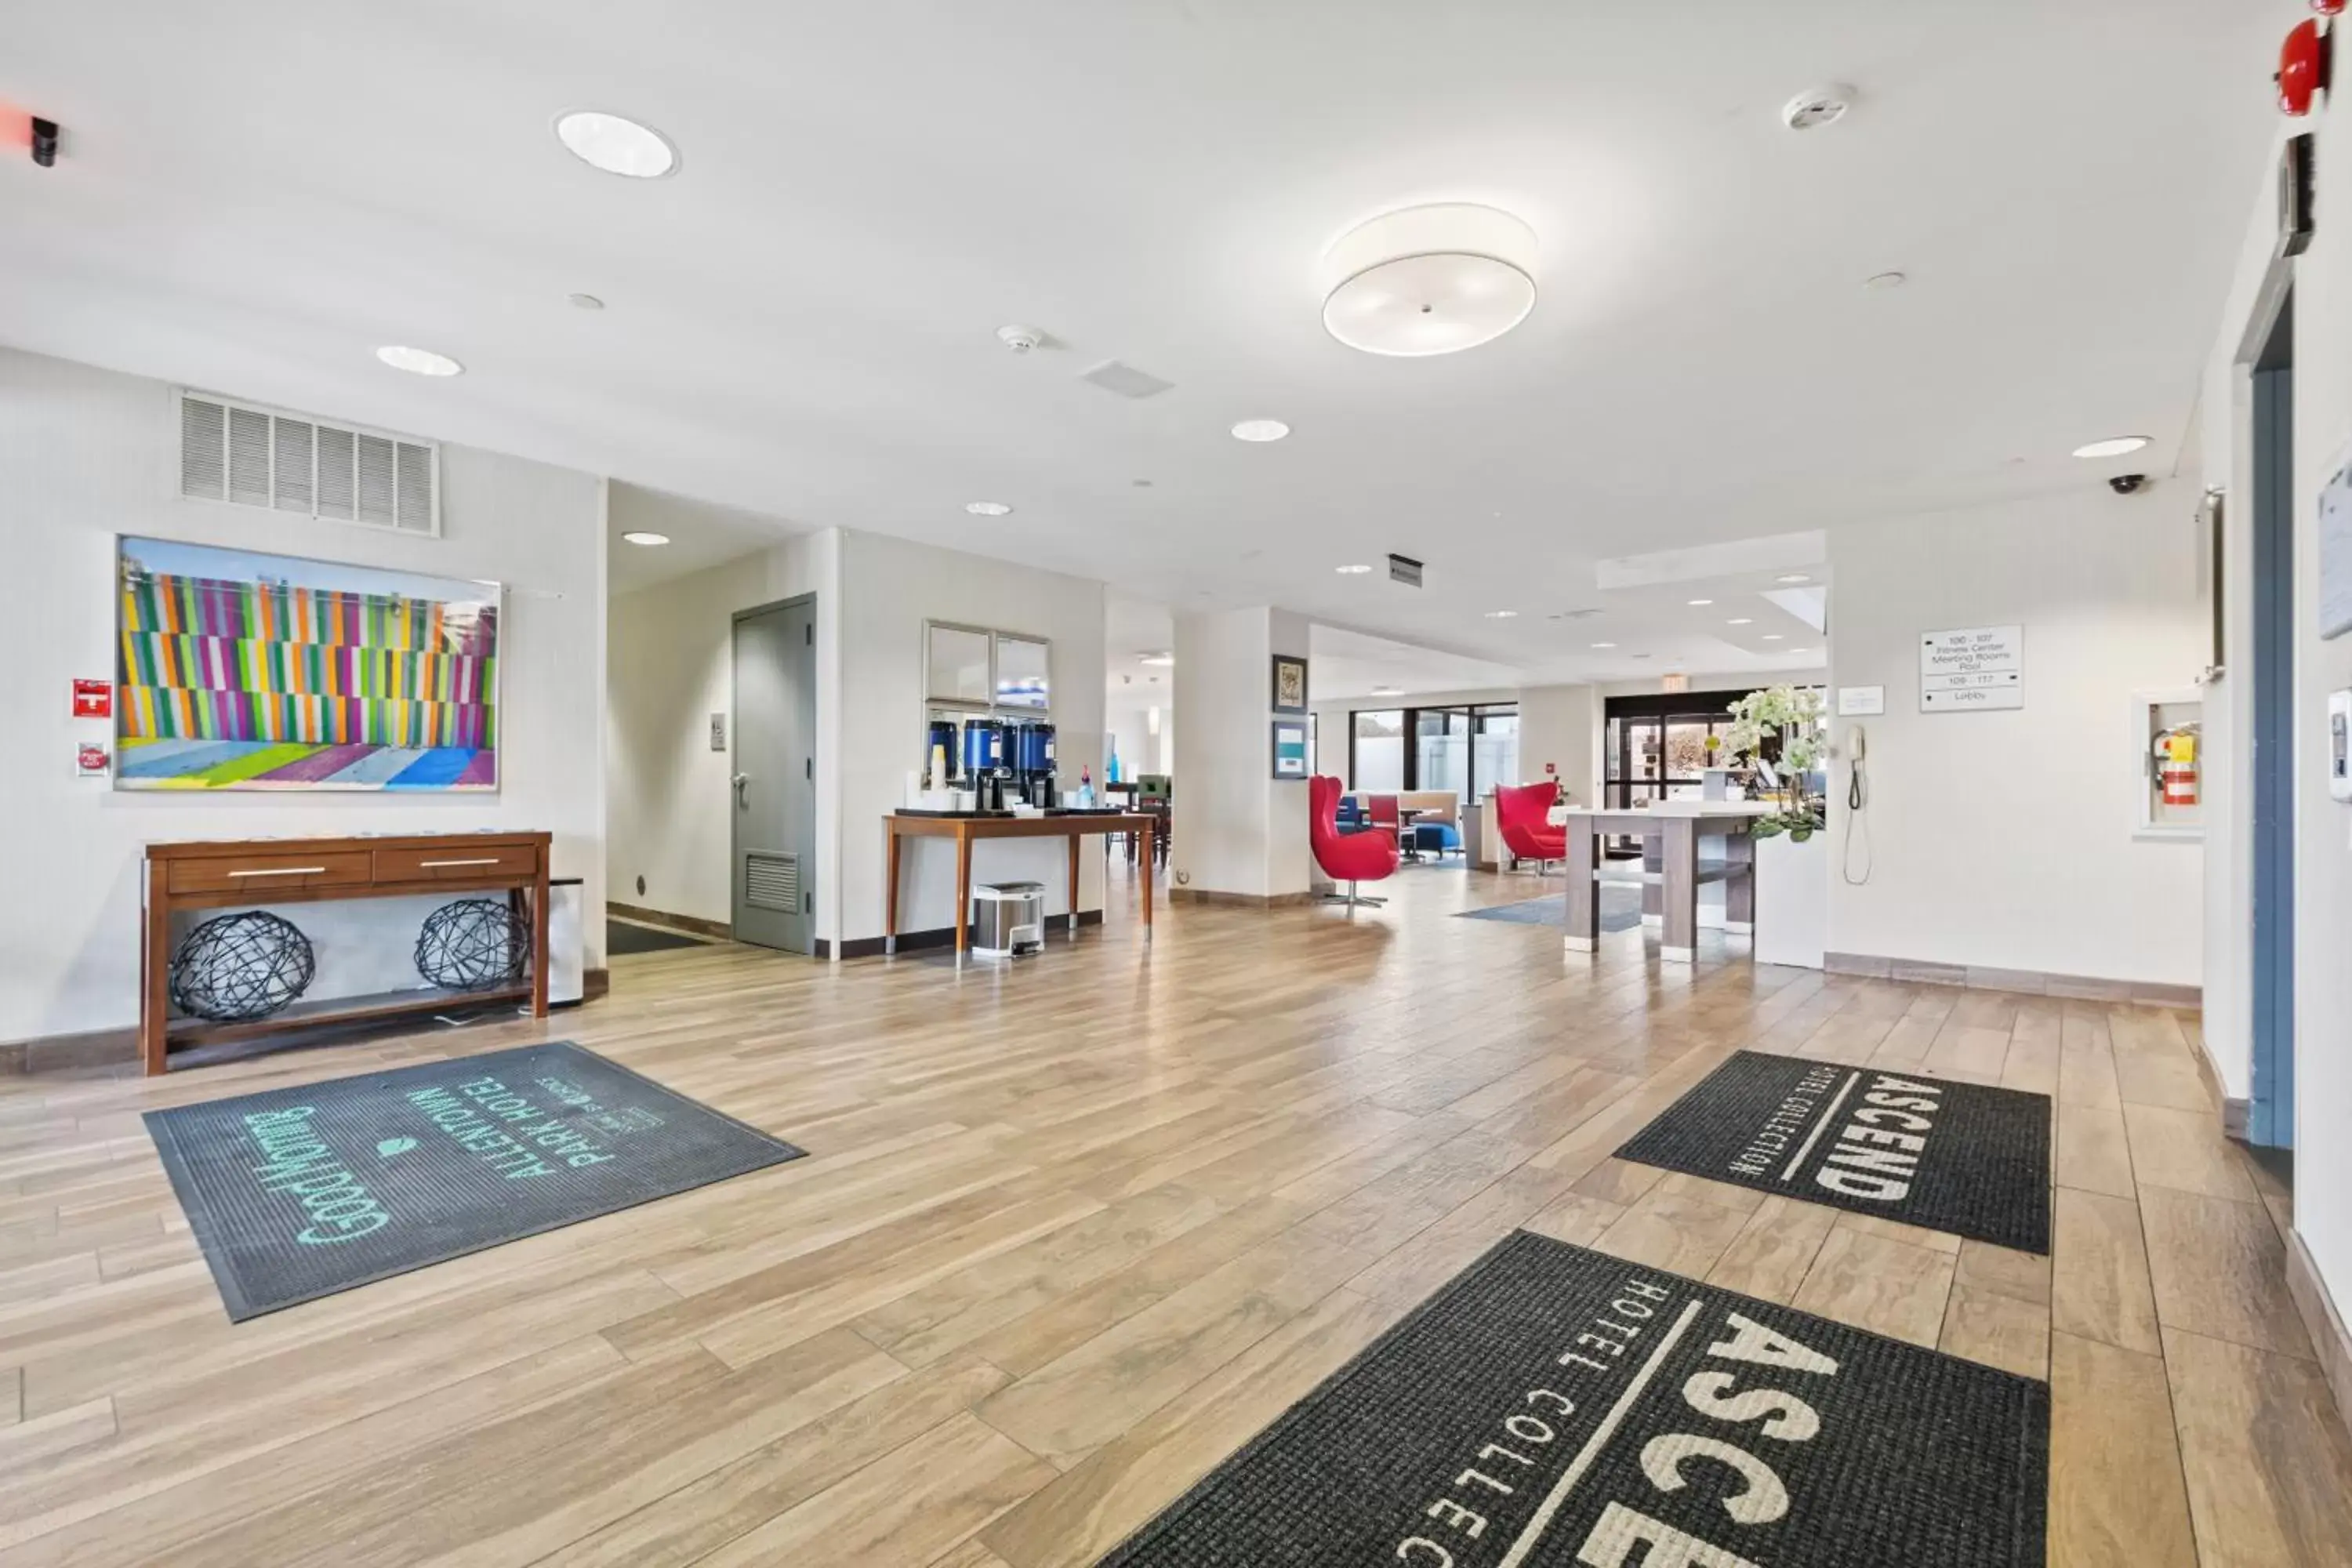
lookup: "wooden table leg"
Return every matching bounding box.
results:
[1661,818,1699,964]
[1564,819,1600,953]
[1138,820,1154,940]
[953,826,973,961]
[141,866,169,1076]
[529,857,551,1017]
[1725,826,1755,936]
[885,826,902,956]
[1066,833,1080,938]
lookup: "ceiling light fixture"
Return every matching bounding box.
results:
[1372,685,1403,696]
[568,292,604,310]
[2073,435,2151,459]
[1782,85,1855,131]
[1686,598,1714,607]
[1232,419,1290,442]
[964,500,1012,517]
[1727,618,1755,626]
[1591,641,1617,649]
[554,111,678,178]
[1775,573,1812,584]
[376,345,463,377]
[1138,652,1174,667]
[1486,609,1519,619]
[620,531,670,546]
[1864,270,1907,290]
[1322,203,1538,358]
[1335,563,1374,575]
[1762,633,1784,641]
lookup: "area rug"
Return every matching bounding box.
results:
[1098,1230,2047,1567]
[1457,884,1644,933]
[607,919,713,955]
[1614,1049,2052,1252]
[145,1040,804,1320]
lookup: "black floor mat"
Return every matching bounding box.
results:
[1615,1049,2053,1252]
[1101,1230,2047,1567]
[144,1041,804,1319]
[607,920,712,954]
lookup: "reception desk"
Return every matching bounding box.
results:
[1557,801,1769,963]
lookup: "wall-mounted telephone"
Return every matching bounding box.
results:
[2332,691,2352,803]
[1843,724,1873,885]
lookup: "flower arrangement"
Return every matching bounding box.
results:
[1722,684,1827,840]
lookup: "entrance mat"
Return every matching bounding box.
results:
[1614,1050,2052,1253]
[1100,1230,2046,1568]
[1457,885,1642,933]
[607,919,712,955]
[145,1040,804,1320]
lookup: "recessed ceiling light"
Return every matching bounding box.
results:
[1631,653,1653,660]
[1371,685,1403,696]
[1762,633,1784,641]
[1335,563,1374,575]
[1782,85,1855,131]
[965,500,1012,517]
[1591,641,1617,649]
[568,292,604,310]
[1232,419,1290,443]
[1485,609,1519,619]
[1138,652,1174,666]
[1775,573,1812,584]
[1864,270,1907,291]
[1727,618,1755,626]
[1132,479,1154,488]
[1686,598,1714,607]
[2073,436,2151,459]
[1322,204,1540,358]
[554,111,678,179]
[375,345,463,377]
[620,531,670,547]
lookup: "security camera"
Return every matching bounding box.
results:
[2108,474,2150,495]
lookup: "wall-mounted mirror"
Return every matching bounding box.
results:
[925,622,993,707]
[996,634,1051,712]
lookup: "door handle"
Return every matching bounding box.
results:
[732,773,750,807]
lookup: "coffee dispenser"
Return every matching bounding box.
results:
[960,717,1010,810]
[1013,720,1058,808]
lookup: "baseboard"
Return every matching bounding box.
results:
[608,901,732,941]
[825,909,1107,960]
[0,1025,138,1075]
[1172,888,1317,909]
[1821,952,2200,1010]
[581,968,610,1004]
[2287,1228,2352,1432]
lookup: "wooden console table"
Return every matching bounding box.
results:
[141,831,552,1075]
[884,812,1154,958]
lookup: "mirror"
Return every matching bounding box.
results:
[995,634,1051,711]
[925,623,993,706]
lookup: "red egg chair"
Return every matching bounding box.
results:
[1494,781,1568,872]
[1311,774,1399,906]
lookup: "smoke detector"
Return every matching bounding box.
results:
[996,324,1047,354]
[1782,85,1855,131]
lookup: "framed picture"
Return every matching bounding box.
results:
[114,535,502,791]
[1272,719,1309,779]
[1271,654,1308,714]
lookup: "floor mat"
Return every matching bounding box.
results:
[1614,1049,2053,1252]
[1457,884,1644,932]
[607,919,712,954]
[145,1040,804,1320]
[1101,1230,2047,1568]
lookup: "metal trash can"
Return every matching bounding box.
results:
[971,881,1045,958]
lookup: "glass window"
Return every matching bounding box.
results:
[1415,709,1471,797]
[1474,708,1519,796]
[1353,710,1405,792]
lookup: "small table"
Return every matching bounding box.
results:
[884,812,1156,958]
[1556,804,1766,964]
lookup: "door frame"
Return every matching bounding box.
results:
[2243,282,2296,1149]
[731,592,819,957]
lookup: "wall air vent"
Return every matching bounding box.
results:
[744,851,801,913]
[178,390,440,535]
[1388,554,1424,588]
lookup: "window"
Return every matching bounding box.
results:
[1352,710,1405,792]
[1415,709,1471,796]
[1475,707,1519,793]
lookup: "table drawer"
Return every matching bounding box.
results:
[168,851,373,895]
[372,844,539,883]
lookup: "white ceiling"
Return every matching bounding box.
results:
[2,2,2276,679]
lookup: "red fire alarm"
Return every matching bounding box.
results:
[2281,18,2332,116]
[71,677,111,720]
[1544,761,1558,775]
[76,743,109,779]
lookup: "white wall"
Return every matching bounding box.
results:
[606,524,830,929]
[836,530,1107,942]
[1519,684,1601,803]
[0,347,608,1044]
[1174,608,1312,898]
[1823,491,2205,985]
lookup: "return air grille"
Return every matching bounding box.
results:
[178,390,439,535]
[744,851,801,913]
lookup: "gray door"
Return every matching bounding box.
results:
[732,597,817,953]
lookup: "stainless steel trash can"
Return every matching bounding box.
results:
[971,881,1045,958]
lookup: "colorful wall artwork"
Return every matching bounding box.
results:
[115,537,501,791]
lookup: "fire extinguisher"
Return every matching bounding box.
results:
[2154,725,2201,808]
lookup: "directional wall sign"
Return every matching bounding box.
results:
[1920,626,2024,713]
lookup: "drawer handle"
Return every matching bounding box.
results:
[419,857,503,869]
[228,866,329,878]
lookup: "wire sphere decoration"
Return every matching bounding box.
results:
[169,911,317,1022]
[416,898,531,991]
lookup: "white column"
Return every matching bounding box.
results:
[1171,608,1312,901]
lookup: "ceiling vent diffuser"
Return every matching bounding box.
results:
[178,390,439,535]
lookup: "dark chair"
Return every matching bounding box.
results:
[1312,775,1399,906]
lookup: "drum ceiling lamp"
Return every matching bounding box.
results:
[1321,203,1538,357]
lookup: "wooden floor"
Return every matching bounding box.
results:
[2,863,2350,1566]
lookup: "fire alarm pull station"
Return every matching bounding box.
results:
[2332,689,2352,802]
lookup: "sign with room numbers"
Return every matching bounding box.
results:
[1920,626,2023,712]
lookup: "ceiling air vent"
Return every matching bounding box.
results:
[1388,554,1424,588]
[1077,359,1174,400]
[178,390,440,536]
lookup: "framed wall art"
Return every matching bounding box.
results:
[1271,653,1308,714]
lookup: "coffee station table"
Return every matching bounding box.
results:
[884,811,1156,959]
